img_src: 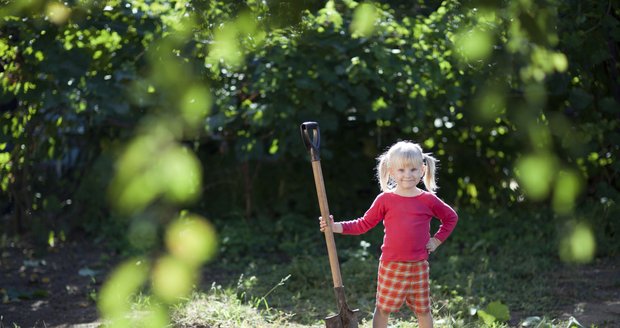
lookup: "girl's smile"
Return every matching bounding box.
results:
[391,164,423,195]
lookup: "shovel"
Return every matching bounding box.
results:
[300,121,360,328]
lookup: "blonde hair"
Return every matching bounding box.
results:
[376,141,438,193]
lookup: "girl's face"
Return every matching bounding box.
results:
[390,162,424,192]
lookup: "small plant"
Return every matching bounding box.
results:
[251,274,292,311]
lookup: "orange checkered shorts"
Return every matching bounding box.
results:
[376,260,430,314]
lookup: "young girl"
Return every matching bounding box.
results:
[319,141,458,328]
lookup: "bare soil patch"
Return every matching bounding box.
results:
[0,237,117,328]
[552,256,620,327]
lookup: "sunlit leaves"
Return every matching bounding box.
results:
[99,214,218,324]
[553,170,582,215]
[0,0,46,17]
[46,2,70,25]
[180,85,212,127]
[520,48,568,82]
[206,12,263,70]
[453,27,493,62]
[473,86,506,122]
[0,152,9,165]
[515,154,585,215]
[109,130,202,214]
[560,222,596,264]
[154,214,217,303]
[208,22,243,68]
[137,305,169,328]
[98,259,150,327]
[316,0,343,30]
[268,139,279,155]
[166,215,217,267]
[350,3,378,38]
[515,153,556,200]
[372,97,387,112]
[152,256,194,303]
[477,301,510,325]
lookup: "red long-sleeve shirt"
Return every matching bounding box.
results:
[340,191,458,262]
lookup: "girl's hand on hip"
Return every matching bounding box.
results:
[426,237,442,253]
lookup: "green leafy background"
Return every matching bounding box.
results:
[1,0,618,326]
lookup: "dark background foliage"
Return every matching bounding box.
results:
[0,0,618,297]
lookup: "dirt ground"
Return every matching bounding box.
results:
[0,238,111,328]
[0,238,619,328]
[551,256,620,327]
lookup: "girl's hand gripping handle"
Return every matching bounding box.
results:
[319,215,343,234]
[300,122,320,161]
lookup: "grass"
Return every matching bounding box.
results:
[167,203,616,328]
[169,281,585,328]
[93,200,616,328]
[171,286,305,328]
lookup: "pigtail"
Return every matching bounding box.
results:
[422,153,438,192]
[376,152,391,192]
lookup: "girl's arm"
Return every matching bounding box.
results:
[339,195,385,235]
[430,196,458,243]
[318,194,385,235]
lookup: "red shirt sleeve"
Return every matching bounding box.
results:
[429,194,458,242]
[340,194,385,235]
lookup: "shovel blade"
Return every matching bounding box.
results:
[324,286,359,328]
[325,307,359,328]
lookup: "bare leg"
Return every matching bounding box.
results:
[372,307,389,328]
[416,311,433,328]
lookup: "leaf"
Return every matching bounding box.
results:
[477,309,496,325]
[515,153,557,200]
[477,301,510,324]
[485,301,510,322]
[350,3,377,38]
[559,222,596,264]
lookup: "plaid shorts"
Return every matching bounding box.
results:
[376,260,430,314]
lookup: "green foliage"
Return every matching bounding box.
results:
[477,301,510,325]
[1,0,617,239]
[0,0,618,326]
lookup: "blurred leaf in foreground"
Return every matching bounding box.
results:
[98,259,149,327]
[515,153,557,200]
[560,222,596,264]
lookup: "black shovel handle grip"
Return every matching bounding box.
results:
[301,121,320,161]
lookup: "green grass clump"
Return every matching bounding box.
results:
[171,285,311,328]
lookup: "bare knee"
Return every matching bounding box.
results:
[374,307,390,317]
[372,307,390,328]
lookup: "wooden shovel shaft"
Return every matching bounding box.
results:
[310,160,343,288]
[301,121,359,328]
